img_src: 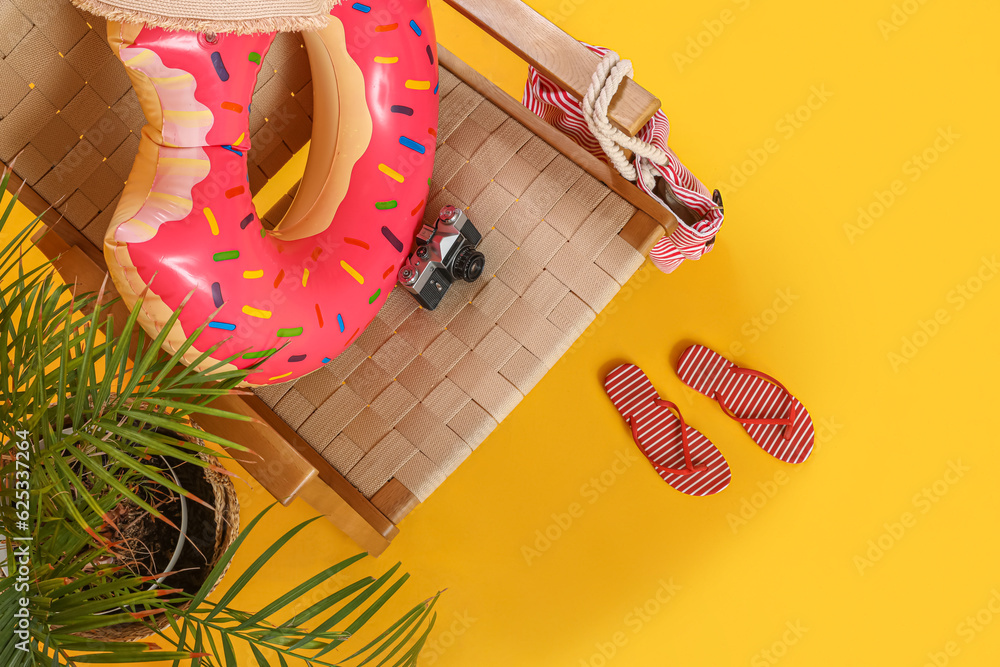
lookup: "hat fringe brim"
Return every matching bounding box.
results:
[73,0,338,34]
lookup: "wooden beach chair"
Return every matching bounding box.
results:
[2,0,699,555]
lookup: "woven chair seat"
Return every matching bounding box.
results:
[255,68,644,504]
[0,0,646,511]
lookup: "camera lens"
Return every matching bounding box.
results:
[452,247,486,283]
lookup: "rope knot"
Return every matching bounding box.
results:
[582,51,670,183]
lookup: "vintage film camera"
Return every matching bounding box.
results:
[397,206,486,310]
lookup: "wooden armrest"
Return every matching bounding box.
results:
[442,0,660,137]
[194,395,397,555]
[619,211,667,256]
[30,224,71,259]
[31,225,130,322]
[438,46,676,240]
[192,396,319,507]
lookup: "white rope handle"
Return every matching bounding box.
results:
[581,51,670,182]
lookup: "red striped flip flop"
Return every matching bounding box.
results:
[604,364,731,496]
[675,345,815,464]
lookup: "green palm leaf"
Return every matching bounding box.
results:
[0,169,439,667]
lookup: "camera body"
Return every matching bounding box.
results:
[398,206,485,310]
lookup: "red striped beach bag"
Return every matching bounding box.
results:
[523,44,724,274]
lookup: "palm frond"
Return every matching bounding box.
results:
[0,175,438,666]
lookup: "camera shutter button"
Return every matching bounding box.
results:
[399,266,417,285]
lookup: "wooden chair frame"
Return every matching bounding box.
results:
[20,0,680,555]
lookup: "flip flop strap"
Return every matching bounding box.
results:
[715,367,797,439]
[627,398,708,476]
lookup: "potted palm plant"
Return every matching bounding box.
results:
[0,170,439,666]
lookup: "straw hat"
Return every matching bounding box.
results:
[71,0,339,34]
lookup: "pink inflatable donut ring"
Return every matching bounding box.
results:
[105,0,438,386]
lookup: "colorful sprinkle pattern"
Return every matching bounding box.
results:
[104,0,438,385]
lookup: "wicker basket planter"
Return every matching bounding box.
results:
[71,429,240,642]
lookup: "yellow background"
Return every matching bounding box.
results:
[6,0,1000,664]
